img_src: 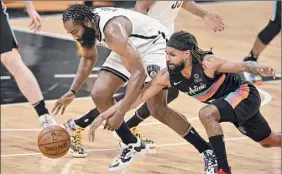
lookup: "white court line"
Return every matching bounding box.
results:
[1,76,11,80]
[258,89,272,106]
[54,74,98,78]
[0,117,200,132]
[0,86,273,107]
[1,92,121,107]
[1,136,249,158]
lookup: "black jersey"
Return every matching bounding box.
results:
[169,56,245,103]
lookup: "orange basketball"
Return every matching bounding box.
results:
[38,125,70,159]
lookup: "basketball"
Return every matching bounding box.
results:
[38,125,71,159]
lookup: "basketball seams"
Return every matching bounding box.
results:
[39,142,71,156]
[38,139,70,146]
[37,129,70,144]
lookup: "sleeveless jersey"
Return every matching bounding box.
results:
[93,7,166,56]
[147,1,183,33]
[169,56,245,103]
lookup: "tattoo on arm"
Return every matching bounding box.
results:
[243,61,262,75]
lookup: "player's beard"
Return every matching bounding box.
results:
[77,26,96,48]
[167,59,185,74]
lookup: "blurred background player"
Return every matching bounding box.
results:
[243,0,281,83]
[63,1,225,158]
[0,1,56,128]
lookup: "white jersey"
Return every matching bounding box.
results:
[147,1,183,34]
[94,7,166,56]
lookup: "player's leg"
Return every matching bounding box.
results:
[243,1,281,83]
[233,110,281,148]
[201,83,264,173]
[125,87,179,147]
[93,71,148,171]
[0,7,55,128]
[146,89,218,173]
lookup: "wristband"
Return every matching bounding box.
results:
[70,90,76,95]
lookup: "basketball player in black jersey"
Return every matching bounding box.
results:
[96,31,281,174]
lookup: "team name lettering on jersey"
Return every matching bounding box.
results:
[187,83,207,95]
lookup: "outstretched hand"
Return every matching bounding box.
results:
[52,91,75,115]
[203,12,226,32]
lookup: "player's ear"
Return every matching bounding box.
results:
[83,20,92,28]
[185,50,191,59]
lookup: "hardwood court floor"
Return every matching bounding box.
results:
[1,1,281,174]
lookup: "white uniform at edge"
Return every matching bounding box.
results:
[147,1,183,36]
[93,7,167,83]
[94,7,164,55]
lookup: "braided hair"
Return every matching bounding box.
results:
[62,4,99,25]
[170,31,211,64]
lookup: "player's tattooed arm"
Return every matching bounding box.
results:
[104,16,147,114]
[135,1,155,15]
[243,61,263,75]
[203,55,275,78]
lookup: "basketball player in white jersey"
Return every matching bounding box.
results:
[54,4,218,173]
[57,1,226,160]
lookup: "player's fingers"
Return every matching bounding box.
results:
[52,102,60,113]
[28,20,35,28]
[29,22,36,31]
[103,120,109,130]
[61,106,67,115]
[30,24,38,33]
[54,104,63,115]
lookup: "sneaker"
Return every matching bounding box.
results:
[130,127,156,149]
[62,119,87,158]
[201,149,218,174]
[39,114,56,129]
[109,137,149,172]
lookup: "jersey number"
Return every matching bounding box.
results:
[171,1,182,9]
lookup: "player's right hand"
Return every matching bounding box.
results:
[52,91,75,115]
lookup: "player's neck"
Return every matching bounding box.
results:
[181,61,192,79]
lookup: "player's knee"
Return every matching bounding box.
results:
[147,103,167,119]
[199,105,218,125]
[258,20,281,45]
[91,87,107,104]
[259,132,281,148]
[1,49,22,67]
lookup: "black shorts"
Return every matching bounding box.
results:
[0,6,19,54]
[211,83,272,142]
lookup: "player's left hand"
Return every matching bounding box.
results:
[103,108,126,131]
[257,65,276,79]
[203,12,226,32]
[88,116,104,142]
[27,9,42,33]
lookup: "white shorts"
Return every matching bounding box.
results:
[101,33,167,83]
